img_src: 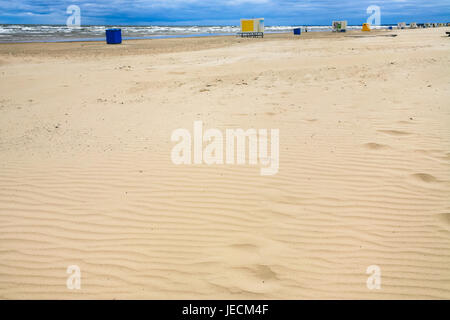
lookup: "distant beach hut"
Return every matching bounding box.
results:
[105,29,122,44]
[397,22,406,29]
[237,18,264,38]
[362,23,371,31]
[293,27,302,35]
[332,21,347,32]
[410,22,417,29]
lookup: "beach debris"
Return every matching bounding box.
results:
[117,65,132,70]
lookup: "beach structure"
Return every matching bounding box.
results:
[362,23,371,31]
[332,21,347,32]
[237,18,264,38]
[293,27,302,35]
[397,22,406,29]
[105,29,122,44]
[410,22,417,29]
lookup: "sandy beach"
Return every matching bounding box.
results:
[0,28,449,299]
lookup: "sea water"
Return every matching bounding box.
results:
[0,24,389,43]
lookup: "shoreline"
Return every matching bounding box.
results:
[0,29,393,58]
[0,25,394,44]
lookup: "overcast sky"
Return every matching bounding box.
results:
[1,0,449,25]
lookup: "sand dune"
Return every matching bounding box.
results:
[0,28,449,299]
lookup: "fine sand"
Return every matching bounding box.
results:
[0,28,449,299]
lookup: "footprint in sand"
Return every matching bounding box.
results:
[230,243,259,252]
[363,142,390,150]
[411,173,438,183]
[378,129,411,136]
[252,265,278,281]
[436,213,450,226]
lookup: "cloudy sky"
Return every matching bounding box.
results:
[1,0,449,25]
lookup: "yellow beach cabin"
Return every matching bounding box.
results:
[237,18,265,37]
[240,18,264,33]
